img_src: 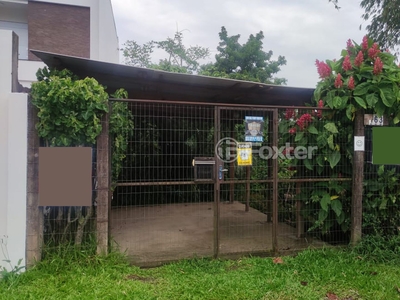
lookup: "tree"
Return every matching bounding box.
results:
[199,27,287,85]
[360,0,400,51]
[122,27,287,84]
[121,40,155,68]
[122,30,210,74]
[330,0,400,51]
[329,0,340,9]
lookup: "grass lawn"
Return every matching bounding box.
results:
[1,247,400,300]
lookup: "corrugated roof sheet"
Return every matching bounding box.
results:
[31,50,315,106]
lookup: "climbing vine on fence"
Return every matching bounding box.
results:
[32,67,109,146]
[109,89,134,189]
[279,107,353,236]
[30,67,133,247]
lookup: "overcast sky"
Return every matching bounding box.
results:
[111,0,369,88]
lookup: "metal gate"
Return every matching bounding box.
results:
[214,106,278,257]
[109,100,320,265]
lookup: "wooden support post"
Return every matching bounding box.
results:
[351,109,364,245]
[272,109,279,253]
[266,115,273,222]
[26,97,43,268]
[245,166,250,212]
[296,182,304,238]
[96,112,110,255]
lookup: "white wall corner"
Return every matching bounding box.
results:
[0,29,16,94]
[0,29,13,271]
[6,93,28,272]
[0,29,27,272]
[98,0,119,63]
[18,60,45,88]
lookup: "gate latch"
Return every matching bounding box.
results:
[218,165,228,180]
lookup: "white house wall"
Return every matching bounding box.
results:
[5,92,27,271]
[18,60,45,88]
[0,30,13,246]
[0,29,27,271]
[98,0,119,63]
[0,1,28,59]
[0,94,9,246]
[0,1,28,23]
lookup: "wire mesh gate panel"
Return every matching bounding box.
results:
[109,101,349,265]
[216,107,277,255]
[110,101,216,264]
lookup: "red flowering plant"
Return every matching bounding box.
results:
[297,36,400,236]
[279,107,352,236]
[278,103,350,235]
[280,105,341,175]
[278,37,400,236]
[314,36,400,122]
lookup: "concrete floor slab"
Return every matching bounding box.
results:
[110,201,326,265]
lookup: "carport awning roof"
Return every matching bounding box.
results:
[31,50,315,107]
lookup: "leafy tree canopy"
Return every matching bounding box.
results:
[122,27,287,84]
[199,27,287,84]
[331,0,400,52]
[360,0,400,52]
[122,30,210,74]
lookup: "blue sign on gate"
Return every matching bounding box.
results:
[245,116,264,143]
